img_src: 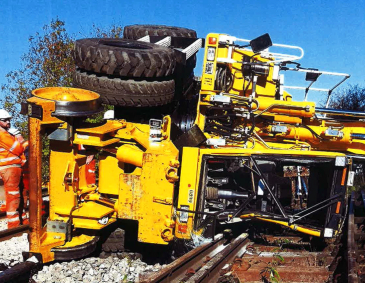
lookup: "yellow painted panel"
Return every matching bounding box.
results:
[72,217,116,230]
[175,147,200,239]
[117,151,177,245]
[73,134,120,147]
[77,120,125,134]
[99,155,124,195]
[71,201,115,219]
[118,174,141,219]
[49,146,77,220]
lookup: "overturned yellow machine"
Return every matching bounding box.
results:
[24,27,365,263]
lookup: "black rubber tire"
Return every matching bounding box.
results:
[74,38,176,78]
[74,70,175,107]
[123,25,197,40]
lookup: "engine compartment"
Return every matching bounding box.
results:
[194,155,345,237]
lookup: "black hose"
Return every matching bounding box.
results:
[215,65,233,91]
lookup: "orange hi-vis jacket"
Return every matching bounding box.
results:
[0,130,26,166]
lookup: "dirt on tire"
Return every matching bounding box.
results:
[74,38,176,78]
[123,25,197,70]
[123,24,197,40]
[74,69,175,107]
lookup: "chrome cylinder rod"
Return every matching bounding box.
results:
[316,107,365,118]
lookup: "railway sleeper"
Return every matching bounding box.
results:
[355,217,365,224]
[354,232,365,241]
[238,253,335,267]
[231,266,332,283]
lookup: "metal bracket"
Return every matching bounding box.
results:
[47,220,68,234]
[155,36,171,47]
[137,35,150,42]
[182,38,203,60]
[48,128,70,141]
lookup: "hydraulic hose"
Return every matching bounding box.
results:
[239,213,321,237]
[256,217,321,237]
[351,133,365,140]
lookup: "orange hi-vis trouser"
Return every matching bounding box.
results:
[0,166,27,228]
[0,168,30,218]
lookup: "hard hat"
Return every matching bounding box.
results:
[0,109,12,120]
[103,110,115,120]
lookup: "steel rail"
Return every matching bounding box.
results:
[348,191,361,283]
[185,233,249,283]
[0,258,39,283]
[140,233,249,283]
[139,234,225,283]
[0,224,29,242]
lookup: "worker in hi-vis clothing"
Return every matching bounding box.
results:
[0,109,28,228]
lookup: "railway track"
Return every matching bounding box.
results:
[139,233,250,283]
[228,235,340,283]
[0,224,29,242]
[0,211,30,242]
[348,190,365,282]
[140,232,341,283]
[2,190,365,283]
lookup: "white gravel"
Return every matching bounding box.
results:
[0,233,29,267]
[33,256,163,283]
[0,219,6,231]
[0,233,164,282]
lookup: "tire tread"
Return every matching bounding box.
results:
[74,70,175,107]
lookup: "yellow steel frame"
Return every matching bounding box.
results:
[27,32,364,263]
[175,146,346,239]
[28,89,181,262]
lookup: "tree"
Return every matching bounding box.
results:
[329,84,365,192]
[1,19,75,132]
[0,18,122,181]
[328,84,365,111]
[0,19,123,133]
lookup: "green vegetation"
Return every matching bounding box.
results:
[0,18,122,180]
[329,85,365,193]
[1,18,122,133]
[260,247,285,283]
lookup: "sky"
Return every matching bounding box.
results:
[1,0,365,104]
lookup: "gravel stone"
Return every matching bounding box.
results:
[0,233,29,269]
[0,233,165,282]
